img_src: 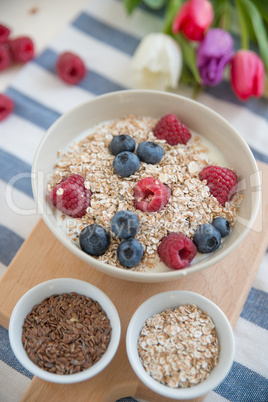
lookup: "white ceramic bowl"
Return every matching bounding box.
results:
[126,290,235,400]
[32,89,261,282]
[9,278,121,384]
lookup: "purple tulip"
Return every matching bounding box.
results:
[197,28,234,86]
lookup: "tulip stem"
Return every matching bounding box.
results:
[213,0,232,31]
[162,0,182,34]
[174,33,201,84]
[192,84,203,100]
[235,0,249,49]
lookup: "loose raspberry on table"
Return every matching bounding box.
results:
[153,114,191,146]
[0,94,14,122]
[199,165,238,207]
[0,24,11,45]
[0,45,11,71]
[134,176,171,213]
[158,233,197,270]
[55,52,86,85]
[8,37,35,63]
[49,174,91,218]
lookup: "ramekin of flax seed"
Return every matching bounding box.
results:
[9,278,121,384]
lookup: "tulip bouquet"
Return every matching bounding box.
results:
[125,0,268,101]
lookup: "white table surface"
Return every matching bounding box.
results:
[0,1,267,401]
[0,0,90,92]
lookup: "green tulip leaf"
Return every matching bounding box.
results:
[251,0,268,22]
[174,33,201,83]
[163,0,182,34]
[212,0,233,31]
[240,0,268,71]
[123,0,142,14]
[180,65,197,85]
[234,0,256,41]
[235,0,249,49]
[143,0,167,9]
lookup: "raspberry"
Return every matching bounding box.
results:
[55,52,86,85]
[134,177,171,213]
[0,94,14,122]
[199,166,238,207]
[49,174,91,218]
[153,114,191,146]
[0,24,11,45]
[158,233,197,270]
[8,36,35,63]
[0,45,11,71]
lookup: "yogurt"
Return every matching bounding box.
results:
[47,115,242,273]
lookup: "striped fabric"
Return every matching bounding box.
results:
[0,1,267,401]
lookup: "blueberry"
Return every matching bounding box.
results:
[193,223,221,253]
[117,238,143,268]
[79,224,110,256]
[113,151,140,177]
[212,217,230,237]
[110,134,136,156]
[137,141,164,164]
[111,210,140,239]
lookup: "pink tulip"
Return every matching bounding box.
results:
[230,50,264,101]
[172,0,214,41]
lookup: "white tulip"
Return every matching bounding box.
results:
[131,33,182,91]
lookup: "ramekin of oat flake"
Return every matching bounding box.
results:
[126,290,235,400]
[9,278,121,384]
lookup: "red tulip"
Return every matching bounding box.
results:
[172,0,214,41]
[230,50,264,101]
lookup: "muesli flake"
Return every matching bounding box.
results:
[47,116,243,271]
[137,304,220,388]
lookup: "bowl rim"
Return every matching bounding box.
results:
[126,290,235,400]
[31,89,261,282]
[8,278,121,384]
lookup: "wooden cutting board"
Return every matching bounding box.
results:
[1,162,268,402]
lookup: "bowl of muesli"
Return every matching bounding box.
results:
[32,89,261,282]
[126,290,235,399]
[9,278,121,384]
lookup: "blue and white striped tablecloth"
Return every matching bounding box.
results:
[0,1,267,401]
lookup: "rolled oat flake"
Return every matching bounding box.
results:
[138,304,220,388]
